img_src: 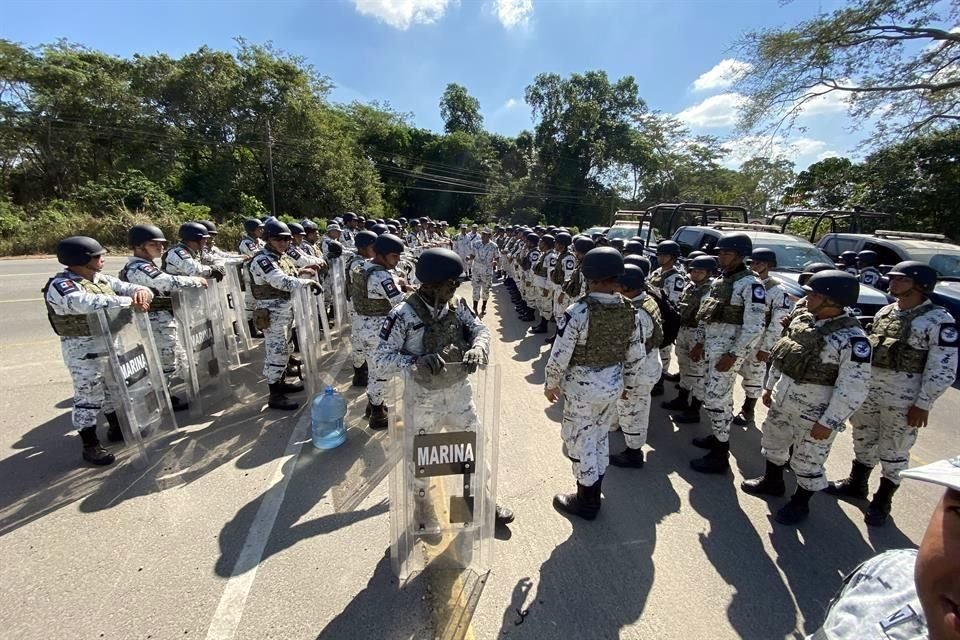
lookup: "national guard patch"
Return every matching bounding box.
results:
[780,293,792,308]
[53,278,79,296]
[174,247,191,260]
[257,257,275,273]
[557,312,571,338]
[379,315,395,340]
[382,278,400,299]
[287,247,302,260]
[674,279,685,291]
[850,337,872,363]
[938,323,958,346]
[862,272,878,285]
[751,284,766,303]
[138,263,162,278]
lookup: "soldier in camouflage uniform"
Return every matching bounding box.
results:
[162,222,226,283]
[248,220,323,410]
[238,218,266,338]
[609,265,659,468]
[663,255,717,424]
[530,235,556,334]
[857,250,883,288]
[518,232,541,323]
[649,240,686,395]
[375,248,514,527]
[469,229,499,316]
[121,224,208,412]
[688,233,767,474]
[546,232,577,343]
[347,230,378,387]
[733,248,794,426]
[44,236,153,466]
[558,236,594,304]
[199,221,238,263]
[741,270,871,525]
[544,248,648,520]
[826,261,958,526]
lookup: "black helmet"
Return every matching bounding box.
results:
[326,240,343,258]
[555,232,572,246]
[416,248,464,283]
[887,260,938,293]
[656,240,682,257]
[803,270,860,308]
[243,218,264,233]
[624,240,645,256]
[128,224,167,247]
[573,237,596,254]
[610,238,625,251]
[687,250,706,260]
[715,233,752,257]
[399,217,408,224]
[371,223,389,236]
[343,211,357,221]
[618,264,646,291]
[624,254,651,277]
[750,248,778,268]
[526,232,539,244]
[200,220,218,235]
[373,233,404,256]
[57,236,106,266]
[179,222,209,242]
[364,220,376,230]
[540,234,556,248]
[839,250,858,265]
[300,219,319,231]
[798,261,835,286]
[689,255,719,272]
[263,219,292,239]
[387,224,399,235]
[856,250,878,267]
[355,230,377,249]
[288,222,305,236]
[581,247,625,280]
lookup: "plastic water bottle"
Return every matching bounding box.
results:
[311,386,347,450]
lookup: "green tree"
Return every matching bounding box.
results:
[439,83,483,135]
[784,157,862,208]
[731,157,796,215]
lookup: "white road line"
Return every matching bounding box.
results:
[0,297,42,303]
[0,272,50,277]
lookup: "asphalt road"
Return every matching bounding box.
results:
[0,256,956,640]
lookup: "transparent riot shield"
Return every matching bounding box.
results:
[172,287,231,416]
[220,261,253,363]
[312,279,333,352]
[88,308,178,467]
[291,287,326,401]
[388,364,500,580]
[331,258,347,336]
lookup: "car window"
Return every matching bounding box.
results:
[754,242,836,272]
[675,228,701,253]
[862,241,902,266]
[700,233,720,252]
[819,235,861,259]
[905,246,960,279]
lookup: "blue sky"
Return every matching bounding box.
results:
[1,0,861,170]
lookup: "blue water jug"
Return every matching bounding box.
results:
[311,386,347,450]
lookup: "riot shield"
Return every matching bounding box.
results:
[172,286,232,416]
[388,364,500,580]
[220,261,253,363]
[311,278,333,352]
[88,308,178,467]
[291,287,326,401]
[331,258,347,336]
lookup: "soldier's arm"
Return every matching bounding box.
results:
[730,281,766,354]
[101,274,152,300]
[371,272,406,307]
[126,264,204,292]
[458,299,490,358]
[256,257,312,292]
[819,332,872,431]
[762,287,793,352]
[666,274,684,305]
[916,315,959,410]
[48,279,134,314]
[622,314,647,390]
[544,307,583,388]
[373,309,417,376]
[764,362,783,391]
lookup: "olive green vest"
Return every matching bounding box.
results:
[570,296,635,367]
[250,251,298,300]
[770,314,862,385]
[550,250,570,285]
[696,268,753,325]
[648,267,677,291]
[869,304,936,373]
[119,261,172,312]
[43,275,115,337]
[351,265,393,317]
[533,251,549,278]
[562,265,584,299]
[406,293,472,388]
[633,296,663,352]
[679,282,711,328]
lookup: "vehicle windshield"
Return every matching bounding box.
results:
[906,247,960,279]
[607,224,662,245]
[754,242,835,272]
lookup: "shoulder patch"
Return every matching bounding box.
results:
[862,272,877,285]
[780,293,792,309]
[174,247,191,260]
[674,279,685,291]
[938,323,958,347]
[850,336,872,363]
[53,278,80,296]
[382,278,400,299]
[287,247,302,259]
[137,263,162,278]
[379,315,396,340]
[751,283,766,303]
[257,256,275,274]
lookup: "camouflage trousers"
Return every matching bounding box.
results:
[61,337,115,431]
[675,327,706,399]
[148,310,186,387]
[538,283,555,321]
[703,352,747,443]
[243,270,256,322]
[737,351,767,400]
[760,381,839,491]
[471,270,494,302]
[561,373,620,485]
[355,316,389,406]
[850,394,919,485]
[553,288,570,324]
[659,345,673,377]
[617,355,662,448]
[259,300,293,384]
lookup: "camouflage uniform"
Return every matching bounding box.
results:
[522,246,541,311]
[849,301,958,483]
[762,311,872,490]
[738,276,793,399]
[539,249,559,321]
[552,250,578,321]
[617,293,661,447]
[248,248,316,384]
[287,243,325,269]
[675,279,711,400]
[859,266,883,288]
[352,261,406,406]
[120,257,205,386]
[470,241,500,302]
[696,265,766,443]
[649,265,686,375]
[163,242,219,278]
[43,271,150,432]
[238,235,265,322]
[545,293,647,485]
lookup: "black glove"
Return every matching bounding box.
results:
[308,281,323,296]
[462,347,484,374]
[209,266,225,282]
[416,353,446,375]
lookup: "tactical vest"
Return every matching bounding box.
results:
[563,266,584,299]
[406,293,472,388]
[351,265,393,316]
[570,296,635,367]
[696,268,753,325]
[770,314,862,385]
[249,251,298,300]
[869,304,936,373]
[533,251,549,278]
[635,296,663,352]
[679,282,710,328]
[42,275,115,336]
[119,261,172,312]
[551,251,570,285]
[648,267,677,291]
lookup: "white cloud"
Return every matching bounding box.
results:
[494,0,533,28]
[352,0,453,30]
[721,135,836,169]
[796,87,850,117]
[676,93,748,128]
[692,59,753,91]
[502,97,520,109]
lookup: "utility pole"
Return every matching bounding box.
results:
[266,118,277,217]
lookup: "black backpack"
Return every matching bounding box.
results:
[647,288,681,347]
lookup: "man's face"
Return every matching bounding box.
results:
[86,255,106,272]
[329,229,341,240]
[292,234,304,246]
[141,241,165,260]
[384,252,401,269]
[717,249,740,271]
[888,274,916,298]
[689,267,708,284]
[482,235,490,244]
[915,488,960,640]
[305,230,320,243]
[752,260,772,277]
[268,237,292,253]
[657,254,674,268]
[251,228,263,239]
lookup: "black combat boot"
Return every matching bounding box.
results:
[741,460,786,496]
[650,375,665,397]
[473,300,479,315]
[661,388,689,411]
[275,380,304,394]
[553,476,602,520]
[691,432,718,449]
[495,504,515,526]
[248,319,263,339]
[530,317,548,334]
[170,395,190,412]
[690,440,729,474]
[268,383,298,410]
[481,301,488,316]
[673,397,702,424]
[775,487,815,525]
[368,403,388,430]
[609,446,645,468]
[865,478,899,527]
[105,411,123,443]
[352,365,368,387]
[824,460,873,500]
[732,397,758,426]
[79,427,115,466]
